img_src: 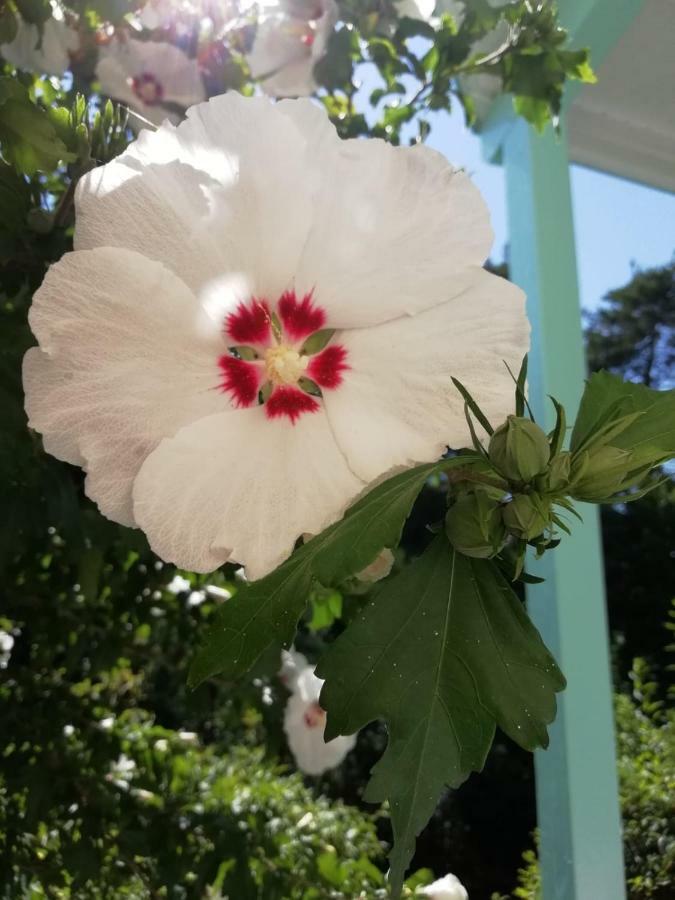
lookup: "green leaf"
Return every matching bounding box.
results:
[512,95,550,133]
[314,26,358,91]
[514,355,528,418]
[0,6,18,43]
[308,586,343,632]
[548,395,567,457]
[0,160,30,233]
[0,80,75,174]
[317,536,565,896]
[188,460,474,687]
[571,371,675,468]
[451,377,494,435]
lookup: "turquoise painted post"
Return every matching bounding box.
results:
[498,117,626,900]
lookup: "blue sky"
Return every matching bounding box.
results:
[425,105,675,312]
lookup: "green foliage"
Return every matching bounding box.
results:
[317,536,564,894]
[498,658,675,900]
[189,459,458,687]
[569,371,675,502]
[0,77,75,174]
[618,661,675,899]
[0,528,388,898]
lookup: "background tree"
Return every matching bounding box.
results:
[585,260,674,389]
[585,260,675,679]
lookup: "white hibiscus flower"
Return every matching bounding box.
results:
[96,37,206,127]
[23,93,528,580]
[418,872,469,899]
[1,9,79,76]
[246,0,337,97]
[283,665,356,775]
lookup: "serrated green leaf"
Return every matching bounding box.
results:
[188,460,477,687]
[571,371,675,468]
[317,536,564,896]
[512,95,550,133]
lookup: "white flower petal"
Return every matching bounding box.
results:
[23,247,226,525]
[247,1,337,98]
[87,92,324,300]
[1,16,77,75]
[279,648,309,690]
[132,406,366,579]
[323,268,528,481]
[418,872,469,900]
[74,159,228,297]
[295,142,493,328]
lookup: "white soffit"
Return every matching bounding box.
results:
[568,0,675,194]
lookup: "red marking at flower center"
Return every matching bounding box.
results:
[307,345,349,389]
[266,386,320,424]
[218,290,348,424]
[218,356,262,408]
[225,299,271,345]
[278,291,326,340]
[131,71,164,106]
[303,702,326,729]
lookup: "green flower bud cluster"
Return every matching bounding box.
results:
[445,491,506,559]
[488,416,550,484]
[502,493,552,540]
[446,487,555,560]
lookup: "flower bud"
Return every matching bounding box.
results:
[489,416,550,483]
[536,451,572,494]
[570,446,634,502]
[502,494,551,540]
[356,548,395,584]
[445,491,506,559]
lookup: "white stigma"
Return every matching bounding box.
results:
[265,345,308,386]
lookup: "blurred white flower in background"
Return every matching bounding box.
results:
[247,0,337,97]
[109,753,136,783]
[283,665,356,775]
[167,573,191,593]
[0,5,79,76]
[96,37,205,126]
[418,872,469,899]
[0,630,15,669]
[278,647,309,690]
[139,0,200,31]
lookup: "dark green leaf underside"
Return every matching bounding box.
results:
[317,536,565,895]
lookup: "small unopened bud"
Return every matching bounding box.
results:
[489,416,550,483]
[537,451,572,494]
[570,446,633,502]
[356,548,395,584]
[445,492,506,559]
[502,494,551,540]
[26,208,54,234]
